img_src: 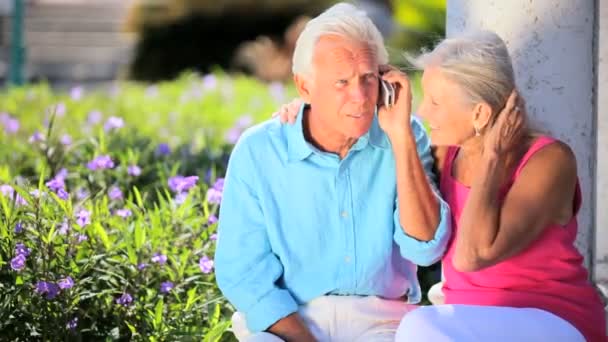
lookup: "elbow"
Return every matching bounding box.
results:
[452,251,488,273]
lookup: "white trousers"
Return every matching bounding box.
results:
[395,304,585,341]
[232,295,416,342]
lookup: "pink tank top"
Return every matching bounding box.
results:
[440,136,606,342]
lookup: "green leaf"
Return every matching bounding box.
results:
[154,298,164,329]
[133,186,144,208]
[94,222,111,250]
[134,222,145,250]
[203,321,231,342]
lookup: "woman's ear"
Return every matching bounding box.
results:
[471,102,493,133]
[294,74,313,104]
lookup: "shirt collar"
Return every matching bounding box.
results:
[286,104,390,162]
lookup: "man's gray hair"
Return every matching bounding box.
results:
[292,2,389,76]
[409,30,516,115]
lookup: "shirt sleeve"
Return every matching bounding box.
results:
[393,116,452,266]
[215,138,298,333]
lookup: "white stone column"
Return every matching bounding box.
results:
[596,0,608,295]
[446,0,596,269]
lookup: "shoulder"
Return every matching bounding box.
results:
[511,138,577,201]
[227,118,285,167]
[520,138,577,178]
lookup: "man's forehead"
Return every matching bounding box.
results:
[313,35,377,64]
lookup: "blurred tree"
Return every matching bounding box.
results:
[123,0,445,81]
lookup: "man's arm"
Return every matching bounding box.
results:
[392,118,451,266]
[215,139,315,341]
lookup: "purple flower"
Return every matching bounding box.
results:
[199,255,214,274]
[76,234,88,243]
[29,131,45,143]
[128,165,142,177]
[58,276,74,290]
[151,253,167,265]
[56,168,68,180]
[57,188,69,200]
[137,263,148,270]
[160,281,174,294]
[76,187,89,200]
[14,222,23,234]
[58,220,70,235]
[75,209,91,227]
[66,317,78,331]
[10,254,26,271]
[203,74,217,90]
[30,189,43,198]
[36,281,60,300]
[207,214,218,225]
[87,155,115,171]
[70,86,84,100]
[269,82,286,102]
[205,188,222,204]
[104,116,124,132]
[52,103,67,117]
[60,134,72,146]
[236,115,253,128]
[0,113,19,134]
[46,177,65,192]
[156,143,171,156]
[210,233,218,241]
[116,292,133,306]
[174,193,188,205]
[108,186,123,201]
[15,243,31,257]
[0,185,27,206]
[115,208,132,218]
[87,110,103,125]
[212,178,224,192]
[168,175,199,194]
[225,127,242,144]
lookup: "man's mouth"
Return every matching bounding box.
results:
[346,113,366,118]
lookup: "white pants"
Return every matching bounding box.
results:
[232,295,416,342]
[396,304,585,341]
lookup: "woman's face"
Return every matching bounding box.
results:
[417,67,477,146]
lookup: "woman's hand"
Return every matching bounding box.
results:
[483,90,527,158]
[272,98,303,124]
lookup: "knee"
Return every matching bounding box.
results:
[395,306,441,341]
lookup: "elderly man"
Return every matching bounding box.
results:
[215,3,451,341]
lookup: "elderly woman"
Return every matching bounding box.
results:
[278,31,606,341]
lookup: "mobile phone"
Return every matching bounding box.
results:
[379,78,395,108]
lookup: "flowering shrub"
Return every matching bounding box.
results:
[0,72,294,340]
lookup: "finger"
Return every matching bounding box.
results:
[379,64,398,74]
[288,108,298,124]
[279,107,289,123]
[504,90,519,113]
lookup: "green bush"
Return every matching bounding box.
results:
[0,72,295,341]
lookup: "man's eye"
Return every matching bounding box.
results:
[336,80,348,86]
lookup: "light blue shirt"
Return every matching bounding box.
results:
[215,105,451,333]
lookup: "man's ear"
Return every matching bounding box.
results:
[294,74,313,103]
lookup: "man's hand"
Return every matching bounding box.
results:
[267,313,317,342]
[377,65,413,141]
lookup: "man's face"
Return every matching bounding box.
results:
[300,35,380,139]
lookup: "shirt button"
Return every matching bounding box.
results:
[345,256,351,263]
[341,211,348,218]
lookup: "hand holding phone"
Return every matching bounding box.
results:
[380,78,396,109]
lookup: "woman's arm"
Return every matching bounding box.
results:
[453,94,578,272]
